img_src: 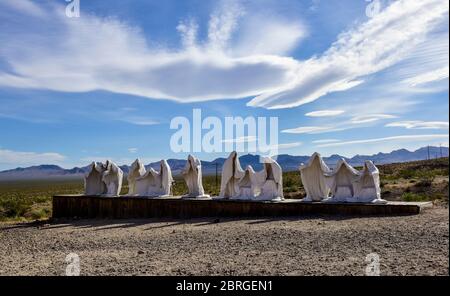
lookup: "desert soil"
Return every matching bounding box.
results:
[0,206,448,276]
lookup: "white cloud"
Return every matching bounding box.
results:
[312,139,340,144]
[248,0,449,109]
[80,156,158,166]
[350,114,397,124]
[128,148,138,153]
[0,0,46,18]
[386,121,449,130]
[0,148,66,166]
[282,113,396,134]
[316,134,449,147]
[177,19,199,49]
[390,30,449,90]
[273,142,302,149]
[305,110,345,117]
[119,116,159,126]
[0,0,447,110]
[232,16,307,56]
[282,126,347,134]
[207,0,244,51]
[221,136,257,143]
[402,66,449,86]
[0,1,300,102]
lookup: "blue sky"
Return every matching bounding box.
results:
[0,0,448,170]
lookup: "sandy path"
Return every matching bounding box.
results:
[0,206,448,276]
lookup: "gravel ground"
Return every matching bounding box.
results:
[0,206,448,276]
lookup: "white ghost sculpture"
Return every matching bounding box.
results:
[236,166,259,199]
[182,155,209,198]
[328,159,360,202]
[84,161,107,195]
[127,159,146,196]
[354,161,386,204]
[299,153,332,201]
[135,160,174,197]
[257,157,284,201]
[244,157,284,201]
[159,160,174,197]
[219,151,245,199]
[101,160,124,196]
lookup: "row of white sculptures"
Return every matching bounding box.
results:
[84,152,386,204]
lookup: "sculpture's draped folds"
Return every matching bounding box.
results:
[353,161,385,204]
[299,154,386,204]
[127,159,146,196]
[82,152,384,203]
[327,159,360,202]
[84,161,107,195]
[299,153,332,201]
[182,155,209,198]
[102,160,124,196]
[219,151,245,198]
[219,153,283,201]
[135,160,174,197]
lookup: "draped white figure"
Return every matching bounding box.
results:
[243,157,283,201]
[182,155,209,198]
[101,160,123,196]
[135,160,173,197]
[236,166,259,199]
[354,161,386,204]
[299,153,332,201]
[159,159,174,197]
[84,161,107,195]
[219,151,245,198]
[328,159,360,202]
[258,157,284,200]
[127,159,146,196]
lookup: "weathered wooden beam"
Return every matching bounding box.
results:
[52,195,432,219]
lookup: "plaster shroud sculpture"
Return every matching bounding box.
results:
[127,159,146,196]
[235,157,283,201]
[219,151,245,198]
[101,160,124,196]
[182,155,209,198]
[299,152,332,202]
[328,159,360,202]
[135,160,174,197]
[259,157,284,201]
[236,166,259,199]
[84,161,107,195]
[354,161,386,204]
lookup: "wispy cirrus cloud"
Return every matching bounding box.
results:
[0,0,46,18]
[282,113,397,134]
[0,148,66,167]
[282,126,348,134]
[271,142,302,150]
[128,148,138,154]
[315,134,449,147]
[350,114,397,124]
[312,139,340,144]
[119,116,159,126]
[386,121,449,130]
[305,110,345,117]
[221,136,257,143]
[0,0,446,110]
[247,0,449,109]
[402,66,449,86]
[80,156,158,166]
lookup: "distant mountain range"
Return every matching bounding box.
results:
[0,146,448,180]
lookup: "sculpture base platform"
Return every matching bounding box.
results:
[52,195,432,219]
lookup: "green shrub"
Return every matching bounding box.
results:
[402,192,428,202]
